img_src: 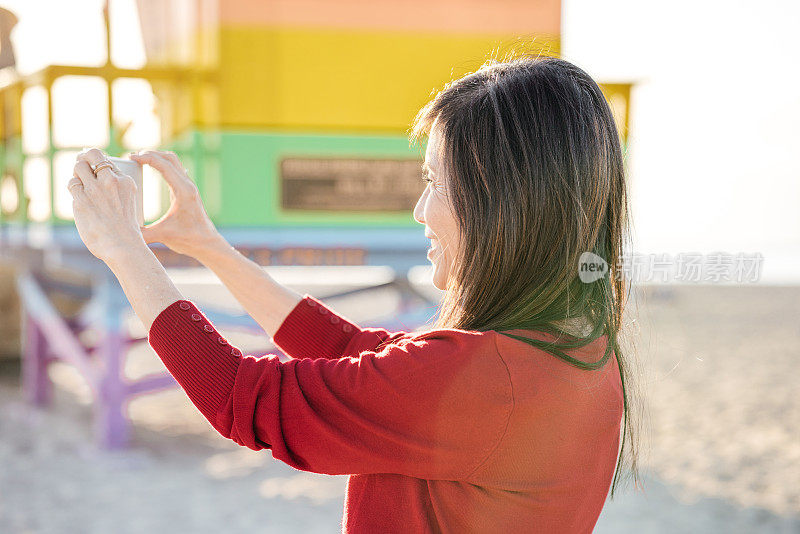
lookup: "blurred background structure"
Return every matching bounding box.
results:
[0,0,630,232]
[0,0,798,533]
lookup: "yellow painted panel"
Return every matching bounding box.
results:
[217,26,560,132]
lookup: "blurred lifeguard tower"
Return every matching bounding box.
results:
[0,0,633,447]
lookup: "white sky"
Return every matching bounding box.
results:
[562,0,800,282]
[2,0,798,281]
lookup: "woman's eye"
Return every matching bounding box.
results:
[421,171,446,195]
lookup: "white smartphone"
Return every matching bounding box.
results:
[109,156,144,227]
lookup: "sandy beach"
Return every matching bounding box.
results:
[1,280,798,533]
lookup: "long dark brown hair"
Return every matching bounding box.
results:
[410,54,641,498]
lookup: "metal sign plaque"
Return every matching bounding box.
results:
[280,157,424,212]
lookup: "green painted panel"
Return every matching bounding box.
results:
[193,130,425,227]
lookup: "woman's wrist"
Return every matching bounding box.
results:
[190,231,234,265]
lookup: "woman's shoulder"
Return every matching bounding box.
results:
[399,326,503,358]
[406,325,494,342]
[383,326,616,392]
[377,327,510,380]
[400,327,613,370]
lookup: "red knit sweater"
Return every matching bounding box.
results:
[147,294,623,533]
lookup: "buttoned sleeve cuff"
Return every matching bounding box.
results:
[148,298,242,421]
[271,294,360,360]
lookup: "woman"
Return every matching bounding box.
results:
[68,55,640,533]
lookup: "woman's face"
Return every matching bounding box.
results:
[413,127,460,291]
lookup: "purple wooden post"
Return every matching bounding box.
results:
[21,309,52,406]
[94,279,130,449]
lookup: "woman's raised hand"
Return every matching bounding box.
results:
[131,150,221,257]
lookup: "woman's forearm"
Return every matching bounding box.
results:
[106,242,185,330]
[191,234,304,339]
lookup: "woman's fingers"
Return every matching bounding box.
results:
[74,148,199,205]
[76,148,125,188]
[160,150,184,170]
[75,153,99,182]
[73,160,98,193]
[67,175,90,203]
[130,151,197,197]
[130,151,177,175]
[133,150,183,172]
[77,148,111,174]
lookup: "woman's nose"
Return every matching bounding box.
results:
[413,191,426,224]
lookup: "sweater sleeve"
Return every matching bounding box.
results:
[271,294,414,360]
[148,298,514,480]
